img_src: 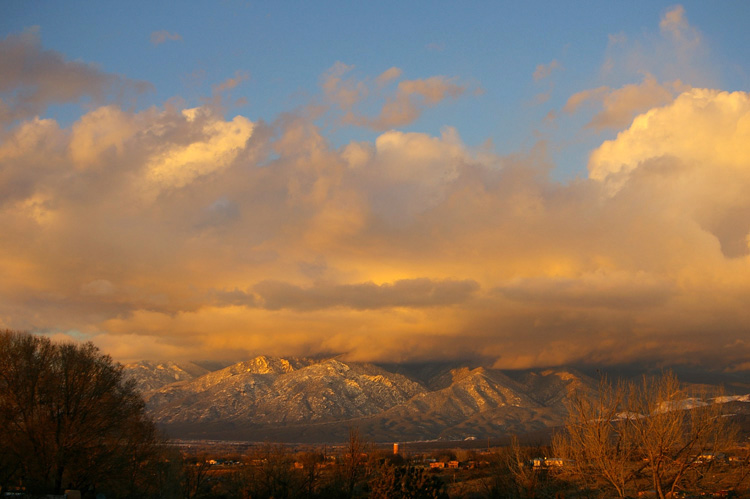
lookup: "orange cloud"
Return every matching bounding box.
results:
[3,50,750,370]
[212,71,250,94]
[564,75,687,130]
[321,63,468,131]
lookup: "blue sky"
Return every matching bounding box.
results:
[2,1,750,367]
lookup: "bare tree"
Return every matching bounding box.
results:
[507,436,548,499]
[552,376,638,498]
[297,450,324,498]
[243,443,301,499]
[627,371,737,499]
[554,371,738,499]
[340,427,369,498]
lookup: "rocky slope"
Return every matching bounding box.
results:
[127,357,601,442]
[127,358,750,443]
[123,360,213,392]
[142,357,427,426]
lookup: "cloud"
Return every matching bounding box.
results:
[4,87,750,369]
[143,107,254,194]
[321,63,468,131]
[68,105,142,168]
[356,76,466,130]
[560,5,715,135]
[150,30,182,46]
[376,67,402,86]
[321,62,367,112]
[252,278,480,311]
[589,88,750,258]
[212,71,250,94]
[533,60,561,82]
[496,271,673,310]
[659,5,700,50]
[0,28,152,127]
[564,75,687,130]
[3,27,750,369]
[599,4,712,87]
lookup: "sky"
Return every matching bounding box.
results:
[2,1,750,370]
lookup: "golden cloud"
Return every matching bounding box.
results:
[2,84,750,369]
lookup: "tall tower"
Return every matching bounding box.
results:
[393,443,399,455]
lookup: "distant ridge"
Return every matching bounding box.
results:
[123,357,750,443]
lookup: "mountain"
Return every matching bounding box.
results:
[127,356,609,443]
[123,360,214,392]
[142,357,426,427]
[124,357,750,443]
[344,366,595,442]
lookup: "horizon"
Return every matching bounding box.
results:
[2,2,750,370]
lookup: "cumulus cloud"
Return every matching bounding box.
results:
[3,85,750,370]
[589,88,750,258]
[0,28,152,127]
[3,19,750,370]
[143,107,254,194]
[150,30,182,46]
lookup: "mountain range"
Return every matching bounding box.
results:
[123,357,750,443]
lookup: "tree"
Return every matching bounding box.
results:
[181,454,214,499]
[627,371,737,499]
[297,450,325,498]
[552,376,638,498]
[483,439,558,499]
[242,443,302,499]
[339,427,369,499]
[553,371,737,499]
[368,462,447,499]
[0,329,162,496]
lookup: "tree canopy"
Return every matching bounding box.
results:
[0,329,163,497]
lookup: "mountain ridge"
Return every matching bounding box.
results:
[123,356,750,443]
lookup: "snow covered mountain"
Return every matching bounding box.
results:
[123,360,214,392]
[125,356,603,442]
[143,357,425,426]
[124,357,750,443]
